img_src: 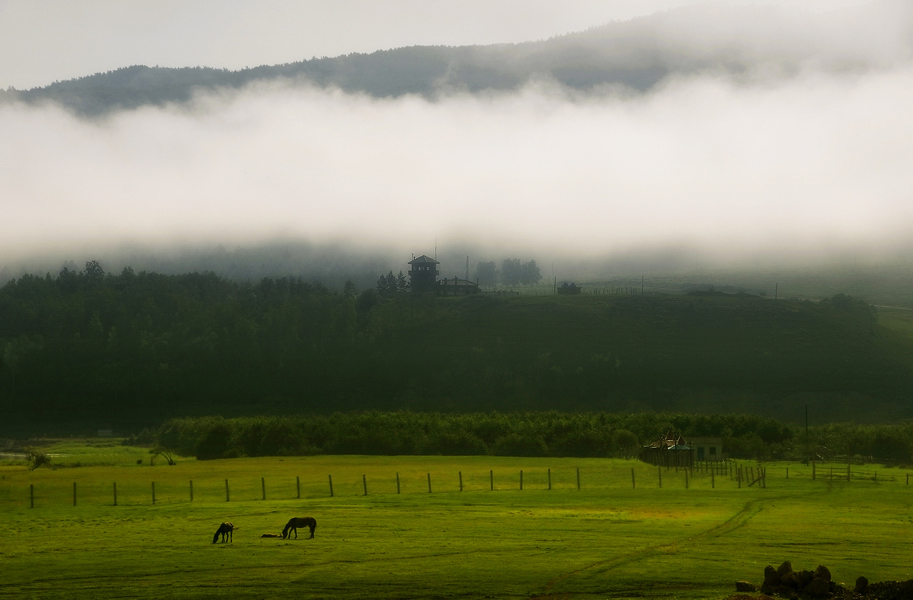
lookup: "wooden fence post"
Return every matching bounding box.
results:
[190,480,194,502]
[548,468,551,490]
[711,469,715,489]
[490,470,494,491]
[685,471,689,489]
[296,476,300,499]
[396,473,400,494]
[113,482,117,506]
[151,481,156,505]
[459,471,463,492]
[427,473,432,493]
[73,482,77,506]
[520,470,523,491]
[363,474,368,496]
[328,475,334,497]
[576,467,580,490]
[225,479,230,502]
[30,484,34,508]
[262,477,266,500]
[631,468,635,489]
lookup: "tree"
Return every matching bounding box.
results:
[27,450,51,471]
[612,429,640,459]
[476,261,497,288]
[149,447,176,465]
[500,259,522,286]
[84,260,105,280]
[520,260,542,285]
[385,271,397,294]
[396,271,408,293]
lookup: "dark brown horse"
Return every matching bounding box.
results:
[212,522,235,543]
[282,517,316,539]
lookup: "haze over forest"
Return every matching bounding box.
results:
[2,0,912,292]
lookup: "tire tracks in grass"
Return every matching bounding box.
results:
[534,492,803,598]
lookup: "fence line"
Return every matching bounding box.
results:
[7,462,910,510]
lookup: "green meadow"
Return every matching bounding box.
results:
[2,443,913,599]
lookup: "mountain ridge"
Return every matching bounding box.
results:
[3,1,908,117]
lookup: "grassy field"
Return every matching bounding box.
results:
[2,443,913,599]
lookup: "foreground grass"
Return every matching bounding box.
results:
[2,452,913,599]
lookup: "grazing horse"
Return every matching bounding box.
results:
[212,522,235,543]
[282,517,316,539]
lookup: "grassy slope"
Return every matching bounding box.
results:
[2,449,913,599]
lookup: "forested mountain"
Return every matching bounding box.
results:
[2,2,906,116]
[1,264,911,435]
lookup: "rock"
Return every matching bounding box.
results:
[797,570,814,588]
[814,565,832,582]
[854,576,868,593]
[764,565,781,587]
[781,572,799,589]
[777,561,794,578]
[735,581,757,592]
[805,577,830,597]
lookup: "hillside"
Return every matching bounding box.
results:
[1,2,903,117]
[1,267,911,434]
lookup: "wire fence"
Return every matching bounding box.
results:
[2,459,909,511]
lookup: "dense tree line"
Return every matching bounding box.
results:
[1,263,911,434]
[475,259,542,288]
[143,411,913,464]
[0,263,366,429]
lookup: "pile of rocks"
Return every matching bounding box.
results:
[730,562,913,599]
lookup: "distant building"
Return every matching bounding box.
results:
[639,432,726,466]
[408,255,440,294]
[408,254,480,295]
[557,282,581,295]
[639,430,693,467]
[689,437,725,462]
[437,276,479,296]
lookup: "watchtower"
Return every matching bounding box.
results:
[408,255,439,293]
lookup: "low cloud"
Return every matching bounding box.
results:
[2,1,911,272]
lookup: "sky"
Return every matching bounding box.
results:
[1,0,911,273]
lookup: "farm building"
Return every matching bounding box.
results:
[437,276,479,296]
[408,254,479,295]
[408,255,440,294]
[639,431,693,467]
[689,437,725,462]
[557,282,582,295]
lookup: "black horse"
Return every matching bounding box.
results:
[212,522,235,543]
[282,517,316,539]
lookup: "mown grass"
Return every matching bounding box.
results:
[2,448,912,599]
